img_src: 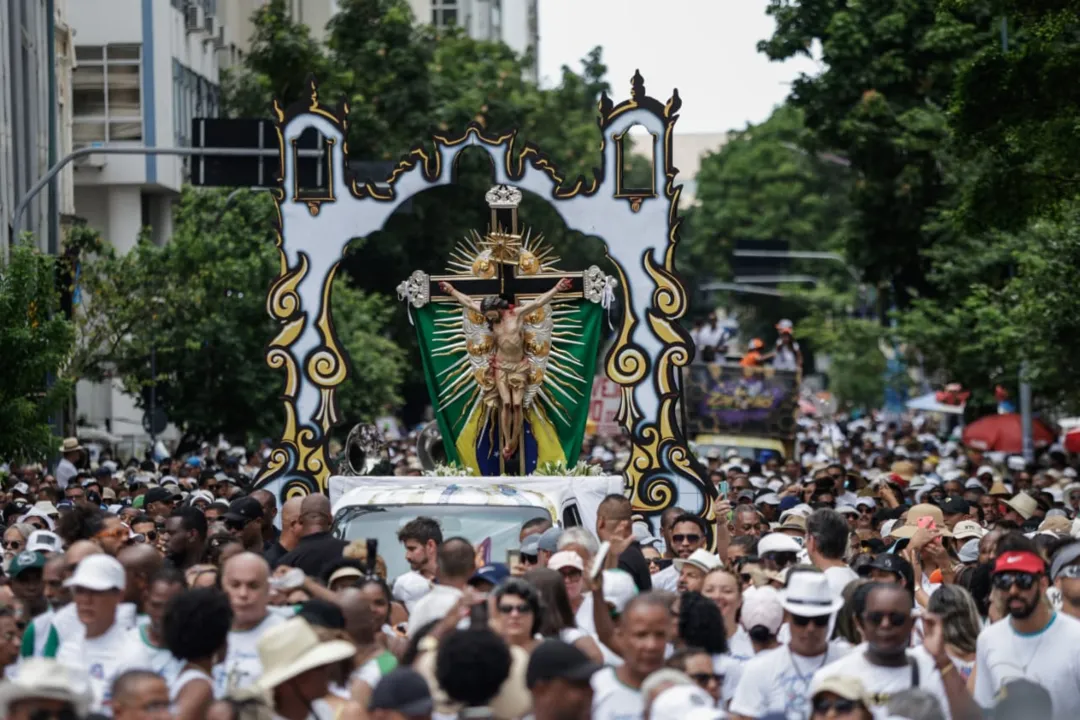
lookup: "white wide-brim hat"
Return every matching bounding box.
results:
[250,618,356,693]
[0,658,92,715]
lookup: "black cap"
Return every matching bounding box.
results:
[144,487,175,505]
[368,667,434,715]
[941,496,969,514]
[994,679,1052,720]
[224,496,263,523]
[525,639,602,689]
[868,553,914,587]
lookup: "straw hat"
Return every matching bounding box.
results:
[58,437,84,454]
[810,675,870,705]
[1004,492,1038,521]
[249,618,355,693]
[0,658,92,715]
[890,461,916,483]
[889,504,954,538]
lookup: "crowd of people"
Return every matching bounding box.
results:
[0,415,1079,720]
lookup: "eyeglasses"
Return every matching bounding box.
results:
[3,541,23,550]
[791,614,830,627]
[863,611,909,627]
[672,534,702,544]
[993,572,1038,591]
[812,697,857,714]
[497,602,532,615]
[689,672,722,686]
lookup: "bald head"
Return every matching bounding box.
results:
[222,551,270,581]
[118,544,163,574]
[299,493,332,534]
[336,587,376,645]
[66,539,102,567]
[221,552,271,629]
[281,496,304,545]
[117,544,164,605]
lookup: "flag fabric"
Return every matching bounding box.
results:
[413,301,603,475]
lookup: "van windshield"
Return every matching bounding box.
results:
[332,504,550,582]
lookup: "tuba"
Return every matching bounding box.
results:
[416,420,446,471]
[340,423,388,476]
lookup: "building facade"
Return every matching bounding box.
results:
[0,0,76,261]
[406,0,538,80]
[69,0,237,446]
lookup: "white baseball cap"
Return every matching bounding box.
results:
[26,530,62,555]
[64,554,125,592]
[650,684,716,720]
[757,533,802,555]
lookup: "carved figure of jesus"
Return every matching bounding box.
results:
[439,277,572,461]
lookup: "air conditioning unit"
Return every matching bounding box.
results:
[204,25,225,50]
[183,1,201,33]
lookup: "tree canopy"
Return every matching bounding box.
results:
[0,245,74,461]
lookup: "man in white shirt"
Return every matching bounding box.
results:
[730,570,850,719]
[55,554,132,716]
[652,514,708,592]
[213,552,285,697]
[591,593,670,720]
[114,569,186,685]
[810,582,978,720]
[55,438,83,491]
[805,509,859,599]
[406,537,475,636]
[974,545,1080,720]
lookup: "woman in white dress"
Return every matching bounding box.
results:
[164,587,232,720]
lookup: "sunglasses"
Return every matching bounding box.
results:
[521,553,539,565]
[689,672,722,686]
[3,541,23,550]
[993,572,1038,591]
[863,611,909,627]
[29,709,79,720]
[813,697,856,714]
[672,534,702,544]
[791,614,830,627]
[225,518,250,532]
[1058,566,1080,579]
[497,602,531,615]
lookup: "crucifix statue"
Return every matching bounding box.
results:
[399,184,616,476]
[439,275,573,460]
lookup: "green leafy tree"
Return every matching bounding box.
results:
[0,245,74,461]
[685,104,854,340]
[945,2,1080,234]
[759,1,991,305]
[74,188,406,444]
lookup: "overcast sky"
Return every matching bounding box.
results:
[536,0,820,134]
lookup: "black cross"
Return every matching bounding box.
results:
[428,262,585,305]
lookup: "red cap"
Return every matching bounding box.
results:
[993,551,1045,576]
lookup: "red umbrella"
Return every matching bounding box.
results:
[962,413,1056,453]
[1065,428,1080,454]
